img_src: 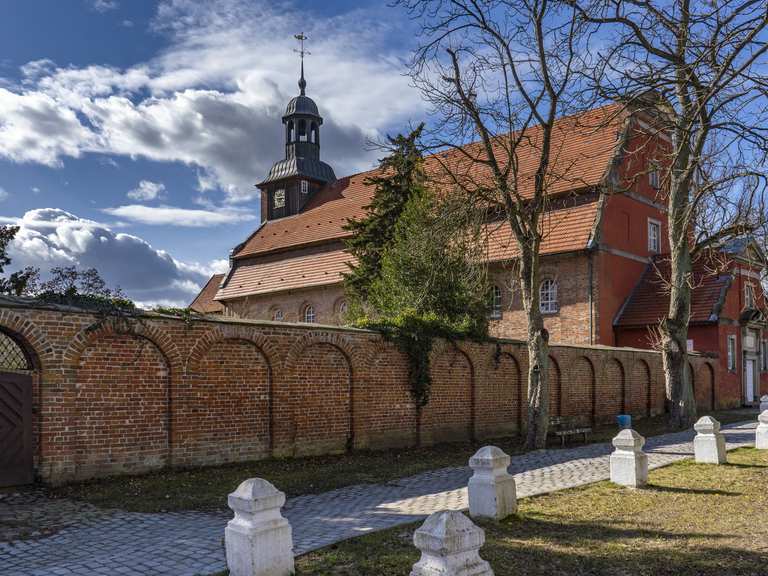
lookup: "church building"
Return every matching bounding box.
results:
[190,61,768,406]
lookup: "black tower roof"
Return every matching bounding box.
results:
[258,50,335,187]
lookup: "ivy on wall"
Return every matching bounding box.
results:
[358,311,487,407]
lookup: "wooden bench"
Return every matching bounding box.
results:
[549,416,592,447]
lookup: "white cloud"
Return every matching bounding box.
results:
[91,0,119,13]
[0,0,423,202]
[102,203,256,226]
[5,208,222,307]
[127,179,166,201]
[0,88,95,166]
[0,187,8,202]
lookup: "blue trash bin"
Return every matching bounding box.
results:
[617,414,632,429]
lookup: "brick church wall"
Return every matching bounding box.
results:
[488,253,595,344]
[0,302,723,484]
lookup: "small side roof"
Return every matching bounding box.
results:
[189,274,226,314]
[615,256,733,327]
[217,247,352,300]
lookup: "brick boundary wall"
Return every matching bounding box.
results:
[0,302,727,484]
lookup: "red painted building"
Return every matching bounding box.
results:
[615,241,768,407]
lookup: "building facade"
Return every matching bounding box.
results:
[615,241,768,406]
[189,70,767,404]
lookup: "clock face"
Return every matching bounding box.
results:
[274,189,285,208]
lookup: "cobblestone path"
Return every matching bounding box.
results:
[0,421,757,576]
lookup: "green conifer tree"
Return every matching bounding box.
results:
[343,124,425,303]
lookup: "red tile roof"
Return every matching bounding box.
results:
[428,103,625,200]
[234,172,374,259]
[614,257,732,327]
[217,200,600,301]
[233,103,625,260]
[189,274,225,314]
[217,246,354,300]
[483,199,600,260]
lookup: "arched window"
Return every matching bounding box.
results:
[298,119,307,142]
[287,120,295,142]
[272,309,284,322]
[338,299,348,316]
[310,122,318,144]
[303,304,316,323]
[539,279,558,314]
[0,331,32,371]
[489,285,502,319]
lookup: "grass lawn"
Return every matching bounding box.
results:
[48,407,756,513]
[295,447,768,576]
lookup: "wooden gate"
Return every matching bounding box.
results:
[0,332,34,486]
[0,372,33,486]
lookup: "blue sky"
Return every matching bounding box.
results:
[0,0,423,306]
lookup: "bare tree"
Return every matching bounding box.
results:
[396,0,599,448]
[571,0,768,427]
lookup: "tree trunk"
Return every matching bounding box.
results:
[525,324,550,449]
[661,241,697,429]
[519,246,550,449]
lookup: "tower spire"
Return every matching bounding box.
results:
[294,33,310,95]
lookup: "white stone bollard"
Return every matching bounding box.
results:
[756,411,768,450]
[760,395,768,414]
[468,446,517,520]
[410,511,493,576]
[609,429,648,488]
[225,478,294,576]
[693,416,727,464]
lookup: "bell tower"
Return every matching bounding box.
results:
[258,33,336,221]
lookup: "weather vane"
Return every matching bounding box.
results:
[294,33,310,95]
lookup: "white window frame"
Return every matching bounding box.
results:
[274,188,285,209]
[303,304,316,323]
[539,279,558,314]
[762,339,768,372]
[745,283,756,309]
[272,309,284,322]
[647,218,661,253]
[649,162,660,189]
[489,285,502,319]
[727,335,737,372]
[301,180,309,195]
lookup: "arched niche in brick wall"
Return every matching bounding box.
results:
[185,324,279,377]
[282,330,367,377]
[630,359,652,418]
[565,356,596,422]
[63,318,183,378]
[689,361,713,412]
[72,330,170,479]
[359,343,417,450]
[598,358,626,423]
[288,341,353,456]
[548,355,562,418]
[698,363,716,411]
[179,337,272,467]
[479,350,522,440]
[422,343,474,446]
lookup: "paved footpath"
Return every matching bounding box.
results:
[0,421,757,576]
